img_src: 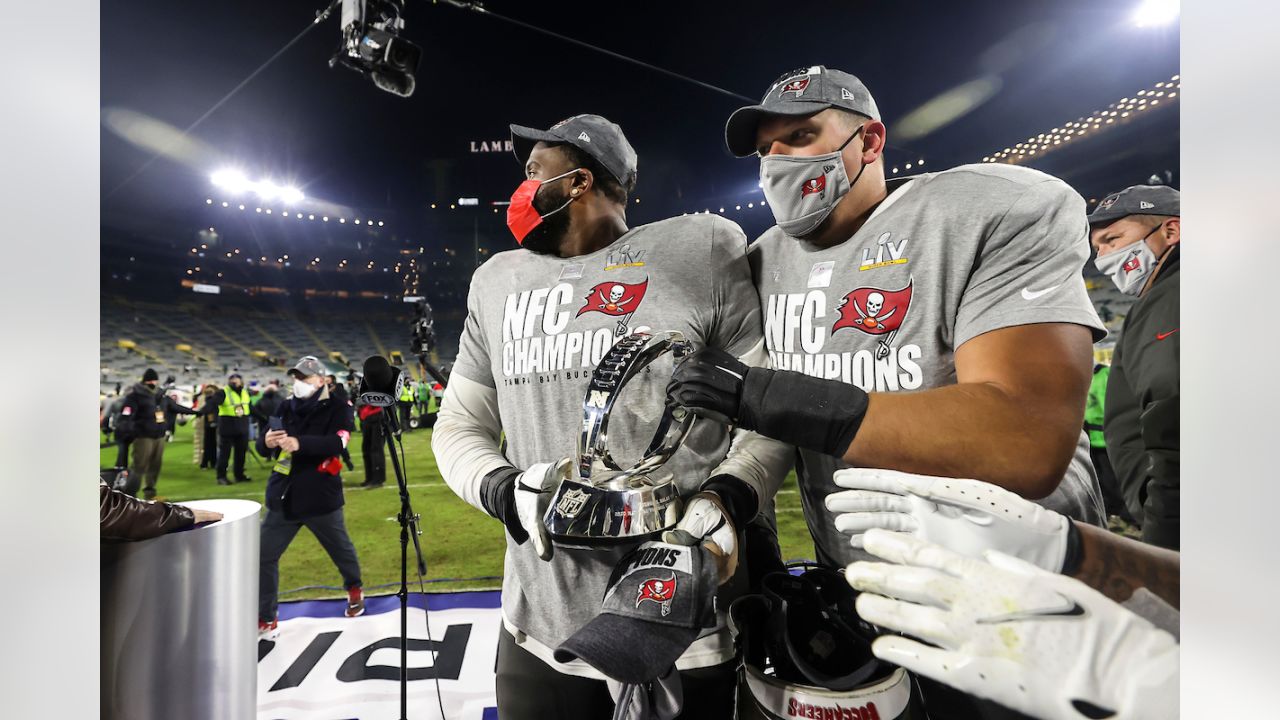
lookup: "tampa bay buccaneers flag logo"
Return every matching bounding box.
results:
[801,174,827,197]
[834,279,914,359]
[578,278,648,337]
[636,573,677,617]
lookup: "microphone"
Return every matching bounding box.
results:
[358,355,402,408]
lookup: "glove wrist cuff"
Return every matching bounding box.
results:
[700,475,758,529]
[739,368,868,456]
[1060,519,1084,575]
[480,466,527,543]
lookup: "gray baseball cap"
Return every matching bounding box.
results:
[510,114,638,189]
[1088,185,1180,226]
[555,540,718,683]
[726,65,881,157]
[287,355,326,380]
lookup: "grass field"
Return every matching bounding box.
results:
[102,422,816,601]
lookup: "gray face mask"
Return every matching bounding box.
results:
[760,126,866,238]
[1094,224,1162,296]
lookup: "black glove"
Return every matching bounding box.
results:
[479,466,528,544]
[668,348,870,458]
[666,348,749,425]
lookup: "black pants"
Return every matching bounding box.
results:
[201,425,218,468]
[495,628,735,719]
[398,401,412,431]
[361,419,386,486]
[114,438,131,469]
[216,432,248,480]
[258,507,362,622]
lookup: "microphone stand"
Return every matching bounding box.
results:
[374,406,435,720]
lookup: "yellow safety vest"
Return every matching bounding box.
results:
[399,385,413,402]
[219,386,251,418]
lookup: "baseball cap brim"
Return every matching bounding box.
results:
[1086,206,1129,226]
[510,124,567,167]
[554,613,700,684]
[725,101,832,157]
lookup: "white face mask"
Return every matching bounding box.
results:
[293,379,318,399]
[760,126,866,238]
[1094,224,1162,296]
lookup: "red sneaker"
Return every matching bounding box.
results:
[345,587,366,618]
[258,618,279,640]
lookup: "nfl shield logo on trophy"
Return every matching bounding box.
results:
[556,488,590,518]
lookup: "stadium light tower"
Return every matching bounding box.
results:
[1131,0,1179,27]
[210,168,251,194]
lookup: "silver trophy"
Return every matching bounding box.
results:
[544,331,696,545]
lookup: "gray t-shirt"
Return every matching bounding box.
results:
[748,163,1107,567]
[451,214,763,654]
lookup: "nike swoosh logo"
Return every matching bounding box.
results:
[975,594,1088,624]
[1021,284,1063,300]
[1156,329,1179,340]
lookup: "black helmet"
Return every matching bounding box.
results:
[729,567,924,719]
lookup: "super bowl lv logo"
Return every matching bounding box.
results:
[764,278,923,391]
[499,281,649,379]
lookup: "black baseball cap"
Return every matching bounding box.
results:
[726,65,881,157]
[555,541,718,683]
[1088,185,1180,226]
[510,114,638,189]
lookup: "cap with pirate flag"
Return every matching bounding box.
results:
[1088,184,1180,226]
[510,114,638,190]
[726,65,881,157]
[555,541,719,683]
[287,355,327,379]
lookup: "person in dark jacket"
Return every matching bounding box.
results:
[206,372,253,486]
[1089,185,1180,549]
[326,374,356,471]
[103,393,130,467]
[195,384,219,469]
[100,481,222,542]
[257,356,364,638]
[252,379,285,437]
[119,369,196,500]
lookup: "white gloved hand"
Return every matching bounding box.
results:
[847,529,1179,720]
[662,492,738,583]
[514,458,571,561]
[826,468,1072,572]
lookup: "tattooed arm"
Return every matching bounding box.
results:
[1071,521,1180,609]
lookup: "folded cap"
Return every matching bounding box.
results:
[1088,184,1180,225]
[555,541,718,683]
[510,114,638,189]
[726,65,880,157]
[287,355,326,380]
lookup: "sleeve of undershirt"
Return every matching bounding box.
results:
[431,373,510,512]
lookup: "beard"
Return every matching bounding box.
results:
[520,183,573,255]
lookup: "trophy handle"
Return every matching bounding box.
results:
[577,331,696,483]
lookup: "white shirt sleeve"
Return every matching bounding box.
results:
[430,373,510,512]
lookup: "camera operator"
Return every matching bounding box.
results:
[257,356,365,638]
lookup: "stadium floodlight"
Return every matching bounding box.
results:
[1131,0,1179,27]
[211,169,251,194]
[255,181,281,201]
[281,186,305,204]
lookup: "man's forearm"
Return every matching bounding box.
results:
[843,382,1080,498]
[1071,521,1180,608]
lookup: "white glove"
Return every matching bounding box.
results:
[662,492,738,583]
[514,458,571,561]
[826,468,1072,572]
[847,529,1179,720]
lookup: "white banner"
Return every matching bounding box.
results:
[258,591,500,720]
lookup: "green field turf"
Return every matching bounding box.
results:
[102,422,816,601]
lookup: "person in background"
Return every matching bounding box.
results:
[1084,361,1132,522]
[414,377,432,421]
[206,372,253,486]
[101,481,223,542]
[257,356,365,639]
[103,392,129,465]
[356,394,387,490]
[326,373,356,472]
[194,384,219,470]
[1089,185,1181,549]
[397,377,414,431]
[120,369,195,500]
[253,379,285,439]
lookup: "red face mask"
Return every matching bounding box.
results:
[506,168,580,244]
